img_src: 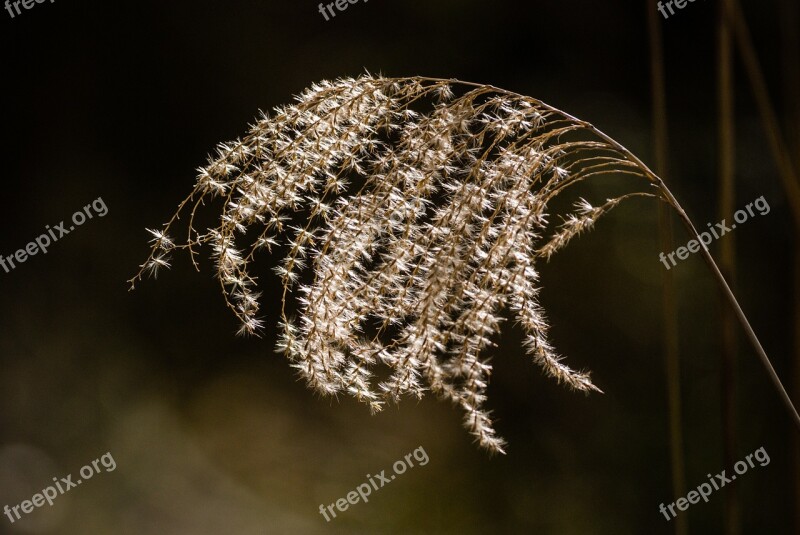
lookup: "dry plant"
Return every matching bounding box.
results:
[129,74,800,453]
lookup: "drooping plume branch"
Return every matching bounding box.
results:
[129,74,800,453]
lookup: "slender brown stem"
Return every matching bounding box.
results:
[529,93,800,429]
[540,100,800,431]
[724,0,800,233]
[794,247,800,532]
[647,4,688,535]
[656,184,800,431]
[778,0,800,529]
[717,0,739,532]
[540,99,800,431]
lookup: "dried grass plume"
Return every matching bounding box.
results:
[130,74,682,453]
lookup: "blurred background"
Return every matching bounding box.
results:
[0,0,797,533]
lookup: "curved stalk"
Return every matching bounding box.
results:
[424,75,800,430]
[582,109,800,431]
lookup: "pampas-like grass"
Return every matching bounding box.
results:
[129,74,800,453]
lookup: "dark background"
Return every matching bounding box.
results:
[0,0,796,533]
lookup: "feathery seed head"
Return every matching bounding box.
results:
[131,75,658,453]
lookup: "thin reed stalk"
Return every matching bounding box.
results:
[778,0,800,529]
[647,3,687,534]
[724,0,800,231]
[717,0,739,532]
